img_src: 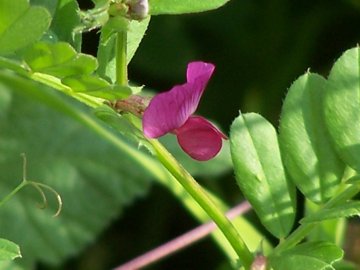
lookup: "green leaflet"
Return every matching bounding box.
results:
[149,0,231,15]
[62,75,132,99]
[0,0,51,55]
[51,0,82,49]
[269,241,343,270]
[0,239,21,261]
[22,42,97,78]
[62,75,110,91]
[230,112,296,238]
[324,47,360,172]
[301,200,360,223]
[32,0,82,49]
[279,72,344,203]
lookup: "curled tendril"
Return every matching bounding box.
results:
[28,182,63,217]
[20,153,63,217]
[29,182,47,210]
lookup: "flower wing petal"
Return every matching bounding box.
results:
[143,61,215,138]
[176,116,226,161]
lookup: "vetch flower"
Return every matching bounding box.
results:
[143,61,227,161]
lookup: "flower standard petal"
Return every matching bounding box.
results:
[143,61,215,138]
[175,116,227,161]
[186,61,215,83]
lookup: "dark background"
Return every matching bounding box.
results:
[55,1,360,269]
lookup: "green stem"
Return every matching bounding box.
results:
[0,181,27,209]
[116,31,128,86]
[149,139,254,269]
[275,183,360,253]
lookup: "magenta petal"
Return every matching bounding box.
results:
[175,116,226,161]
[186,61,215,83]
[143,61,215,138]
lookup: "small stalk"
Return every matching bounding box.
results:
[116,31,128,86]
[149,139,254,269]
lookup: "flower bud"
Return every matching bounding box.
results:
[251,255,267,270]
[127,0,149,20]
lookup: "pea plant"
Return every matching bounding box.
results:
[0,0,359,269]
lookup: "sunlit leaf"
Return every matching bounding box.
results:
[0,0,51,55]
[149,0,231,15]
[324,46,360,171]
[22,42,97,78]
[230,112,296,238]
[270,242,343,270]
[301,201,360,223]
[0,239,21,261]
[127,17,151,64]
[279,72,344,203]
[62,75,110,91]
[62,75,132,99]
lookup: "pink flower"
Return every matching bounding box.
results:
[143,61,227,161]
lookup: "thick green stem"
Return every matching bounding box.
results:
[275,183,360,253]
[116,31,128,86]
[149,139,254,269]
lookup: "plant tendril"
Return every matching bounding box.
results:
[20,153,63,217]
[29,182,63,217]
[29,182,48,210]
